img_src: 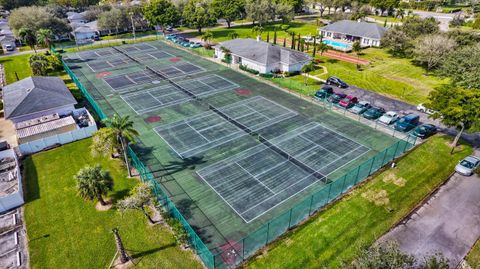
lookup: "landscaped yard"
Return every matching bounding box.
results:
[466,239,480,268]
[0,53,33,84]
[24,139,203,269]
[273,48,448,104]
[246,135,472,269]
[185,21,320,42]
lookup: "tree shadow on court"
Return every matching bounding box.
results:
[176,198,195,219]
[159,156,207,177]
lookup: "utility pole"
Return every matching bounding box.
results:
[130,12,136,41]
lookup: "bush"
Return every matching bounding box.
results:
[259,73,273,78]
[239,64,259,75]
[284,71,300,77]
[0,99,3,111]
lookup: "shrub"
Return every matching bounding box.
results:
[259,73,273,78]
[239,64,259,75]
[284,71,300,77]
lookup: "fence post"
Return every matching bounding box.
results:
[287,208,293,228]
[326,183,332,202]
[265,222,270,245]
[368,156,376,176]
[340,175,347,194]
[308,195,315,215]
[242,237,246,259]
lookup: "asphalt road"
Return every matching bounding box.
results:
[412,10,460,32]
[378,169,480,267]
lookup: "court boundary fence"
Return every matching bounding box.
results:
[58,46,417,269]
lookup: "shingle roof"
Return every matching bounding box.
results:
[320,20,387,39]
[218,39,311,66]
[3,76,77,119]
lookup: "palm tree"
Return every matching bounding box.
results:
[318,42,329,56]
[301,62,315,85]
[201,30,214,48]
[36,29,53,49]
[75,165,113,206]
[18,28,37,53]
[228,32,239,40]
[28,54,49,75]
[103,114,139,177]
[112,228,129,264]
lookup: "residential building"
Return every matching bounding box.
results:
[0,149,22,213]
[215,38,312,74]
[2,77,98,155]
[319,20,387,48]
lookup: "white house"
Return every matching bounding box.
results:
[215,38,312,74]
[3,76,98,155]
[0,148,23,213]
[319,20,387,47]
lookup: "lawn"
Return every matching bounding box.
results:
[246,135,472,269]
[289,48,449,104]
[0,53,33,84]
[466,239,480,268]
[185,21,320,42]
[24,139,203,269]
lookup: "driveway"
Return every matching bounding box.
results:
[378,166,480,267]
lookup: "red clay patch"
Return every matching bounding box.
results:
[169,57,181,63]
[219,241,242,265]
[323,50,370,65]
[95,71,112,78]
[235,88,252,96]
[145,115,162,123]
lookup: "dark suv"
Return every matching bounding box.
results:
[314,85,334,99]
[326,76,348,88]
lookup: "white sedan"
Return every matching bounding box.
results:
[455,156,480,176]
[378,111,398,125]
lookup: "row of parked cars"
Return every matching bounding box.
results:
[314,82,437,139]
[165,34,202,48]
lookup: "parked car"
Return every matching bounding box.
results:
[166,34,177,40]
[338,95,358,108]
[314,85,334,99]
[394,113,420,132]
[5,44,13,51]
[412,124,437,139]
[455,156,480,176]
[326,76,348,88]
[378,111,399,125]
[166,25,174,32]
[349,101,371,114]
[417,103,436,115]
[327,93,347,104]
[363,107,386,120]
[190,42,202,48]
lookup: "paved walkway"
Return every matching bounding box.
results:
[378,158,480,267]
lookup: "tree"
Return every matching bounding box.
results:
[112,228,129,264]
[91,128,117,158]
[28,53,49,75]
[0,0,38,10]
[245,0,273,26]
[427,85,480,153]
[413,34,456,72]
[18,28,37,52]
[210,0,245,28]
[83,5,110,22]
[75,165,113,206]
[274,2,294,24]
[344,242,415,268]
[369,0,399,16]
[420,253,450,269]
[401,16,439,39]
[301,62,315,85]
[318,42,329,56]
[118,183,156,224]
[447,30,480,47]
[143,0,180,34]
[36,28,53,49]
[381,27,413,57]
[473,16,480,30]
[201,30,214,48]
[440,44,480,89]
[97,8,128,36]
[312,36,317,56]
[449,13,464,27]
[182,0,216,33]
[9,6,71,36]
[352,41,361,70]
[273,28,277,44]
[103,114,139,177]
[252,25,264,39]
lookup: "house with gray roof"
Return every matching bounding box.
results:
[215,38,312,74]
[319,20,387,48]
[3,76,77,123]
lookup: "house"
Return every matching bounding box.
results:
[215,38,312,74]
[67,11,88,24]
[2,76,98,154]
[0,148,22,213]
[319,20,387,48]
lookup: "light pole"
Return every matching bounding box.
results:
[130,12,136,41]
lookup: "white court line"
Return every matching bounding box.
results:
[250,159,289,179]
[324,146,371,178]
[154,128,184,158]
[318,145,367,175]
[185,121,210,142]
[315,122,372,151]
[196,121,227,132]
[196,172,251,223]
[180,130,245,157]
[154,112,218,132]
[236,163,276,194]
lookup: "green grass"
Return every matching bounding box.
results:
[298,48,448,104]
[24,139,203,269]
[0,53,33,84]
[185,21,320,42]
[246,135,472,269]
[466,239,480,268]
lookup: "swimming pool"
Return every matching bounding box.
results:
[322,39,352,50]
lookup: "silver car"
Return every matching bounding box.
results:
[378,111,398,125]
[455,156,480,176]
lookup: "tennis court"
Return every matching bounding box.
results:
[62,40,415,268]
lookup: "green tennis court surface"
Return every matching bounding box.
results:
[63,41,409,267]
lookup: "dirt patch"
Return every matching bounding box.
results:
[235,88,252,96]
[95,200,113,211]
[145,115,161,123]
[169,57,181,63]
[362,189,390,206]
[96,71,112,78]
[382,171,406,187]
